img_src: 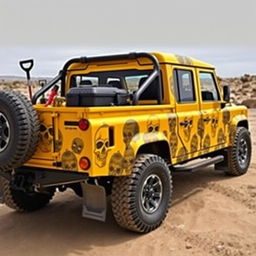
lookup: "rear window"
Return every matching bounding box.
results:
[70,69,163,101]
[71,70,152,90]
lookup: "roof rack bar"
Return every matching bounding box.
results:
[32,52,162,105]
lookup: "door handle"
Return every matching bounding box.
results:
[203,117,211,122]
[180,120,193,126]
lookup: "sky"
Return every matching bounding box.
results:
[0,0,256,77]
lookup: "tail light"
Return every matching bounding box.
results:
[78,119,89,131]
[79,157,90,170]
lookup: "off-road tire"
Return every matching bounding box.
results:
[226,127,251,176]
[111,154,172,233]
[0,177,55,212]
[17,92,40,163]
[0,91,39,169]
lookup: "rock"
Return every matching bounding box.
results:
[241,99,256,108]
[215,244,224,252]
[185,243,192,249]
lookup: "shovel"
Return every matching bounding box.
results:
[19,59,34,100]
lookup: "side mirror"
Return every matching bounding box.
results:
[223,85,230,102]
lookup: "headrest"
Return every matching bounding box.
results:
[80,80,92,85]
[108,80,122,89]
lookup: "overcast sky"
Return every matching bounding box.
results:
[0,0,255,77]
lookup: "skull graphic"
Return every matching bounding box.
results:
[94,124,110,168]
[39,124,54,152]
[190,134,198,157]
[54,130,63,152]
[123,146,135,175]
[123,120,139,147]
[211,113,218,137]
[175,55,193,65]
[197,117,205,139]
[72,137,84,154]
[183,117,193,142]
[176,147,188,163]
[61,150,77,170]
[217,128,225,144]
[203,134,211,153]
[168,115,177,133]
[222,109,230,126]
[109,152,124,175]
[169,132,178,158]
[147,115,160,133]
[228,124,236,144]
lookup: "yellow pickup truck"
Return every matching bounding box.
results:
[0,52,251,233]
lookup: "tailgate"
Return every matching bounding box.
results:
[25,106,91,171]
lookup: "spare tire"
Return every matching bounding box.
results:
[0,91,40,170]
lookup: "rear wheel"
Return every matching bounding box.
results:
[226,127,251,176]
[0,91,39,169]
[111,154,172,233]
[0,176,55,212]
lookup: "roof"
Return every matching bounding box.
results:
[152,52,215,69]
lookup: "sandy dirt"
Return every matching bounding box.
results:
[0,110,256,256]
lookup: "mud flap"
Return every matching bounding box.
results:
[81,182,106,222]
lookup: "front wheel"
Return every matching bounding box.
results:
[226,127,252,176]
[111,154,172,233]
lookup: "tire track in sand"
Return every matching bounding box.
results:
[166,224,243,256]
[207,182,256,211]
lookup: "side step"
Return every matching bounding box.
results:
[173,155,224,172]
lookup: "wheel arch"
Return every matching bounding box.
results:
[237,120,249,129]
[231,114,249,130]
[136,140,171,163]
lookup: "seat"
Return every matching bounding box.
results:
[80,80,93,86]
[138,77,159,100]
[107,80,122,89]
[202,91,214,101]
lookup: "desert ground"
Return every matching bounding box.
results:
[0,78,255,256]
[0,113,255,256]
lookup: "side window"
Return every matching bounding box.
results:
[199,72,220,101]
[174,69,195,103]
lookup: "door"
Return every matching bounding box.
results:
[196,69,225,153]
[173,67,201,161]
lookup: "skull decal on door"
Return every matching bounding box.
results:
[197,117,205,140]
[183,117,193,142]
[211,113,218,137]
[169,133,178,158]
[94,124,110,168]
[176,147,188,162]
[190,134,198,157]
[203,134,211,153]
[216,128,226,150]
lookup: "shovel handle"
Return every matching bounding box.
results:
[19,59,34,80]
